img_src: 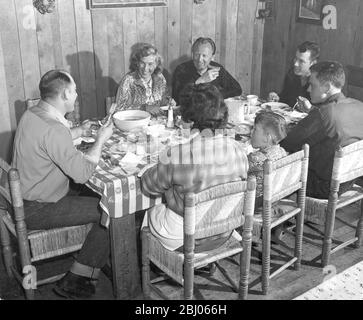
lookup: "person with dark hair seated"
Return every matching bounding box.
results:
[172,37,242,105]
[12,69,114,299]
[281,61,363,199]
[268,41,320,112]
[141,83,248,252]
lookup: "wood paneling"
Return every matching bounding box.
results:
[0,0,264,161]
[261,0,363,99]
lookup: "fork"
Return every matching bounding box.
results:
[292,99,299,111]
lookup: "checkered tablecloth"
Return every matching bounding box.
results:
[86,131,162,227]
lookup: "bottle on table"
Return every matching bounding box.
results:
[166,105,174,129]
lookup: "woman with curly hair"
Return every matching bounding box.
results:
[114,43,170,116]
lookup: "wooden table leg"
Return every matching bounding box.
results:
[110,214,141,299]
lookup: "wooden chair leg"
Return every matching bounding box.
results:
[355,200,363,248]
[322,204,337,267]
[141,227,151,298]
[183,248,194,300]
[294,213,304,271]
[0,215,14,277]
[239,227,252,300]
[24,287,35,300]
[261,226,271,295]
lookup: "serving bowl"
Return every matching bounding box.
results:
[113,110,151,131]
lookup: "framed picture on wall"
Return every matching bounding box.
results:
[296,0,325,24]
[88,0,168,9]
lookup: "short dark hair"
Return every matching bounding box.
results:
[192,37,216,55]
[39,70,72,100]
[297,41,320,62]
[310,61,345,89]
[179,83,228,131]
[129,43,163,75]
[254,111,287,144]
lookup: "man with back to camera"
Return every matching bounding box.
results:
[12,69,114,299]
[280,61,363,199]
[268,41,320,113]
[172,37,242,105]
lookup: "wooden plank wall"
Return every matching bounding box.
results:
[0,0,264,162]
[261,0,363,99]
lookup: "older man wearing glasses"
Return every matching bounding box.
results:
[172,37,242,105]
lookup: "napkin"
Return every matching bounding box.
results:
[289,111,307,118]
[119,152,144,175]
[73,136,95,146]
[120,152,143,165]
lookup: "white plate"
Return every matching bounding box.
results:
[261,102,290,111]
[82,137,95,143]
[73,136,95,146]
[160,105,180,111]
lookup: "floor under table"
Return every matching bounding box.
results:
[1,202,362,300]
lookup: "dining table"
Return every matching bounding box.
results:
[83,100,308,299]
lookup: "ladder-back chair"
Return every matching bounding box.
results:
[0,158,92,299]
[304,140,363,267]
[253,144,309,295]
[141,176,256,300]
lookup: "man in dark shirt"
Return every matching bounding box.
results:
[269,41,320,112]
[172,37,242,104]
[280,61,363,199]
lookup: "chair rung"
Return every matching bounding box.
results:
[336,195,363,209]
[214,261,239,292]
[150,275,170,284]
[335,216,358,230]
[269,257,297,279]
[149,283,174,300]
[330,237,358,254]
[10,266,24,285]
[271,208,300,229]
[36,273,65,286]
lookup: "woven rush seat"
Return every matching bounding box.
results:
[146,230,242,285]
[305,185,363,225]
[27,224,93,262]
[2,211,92,262]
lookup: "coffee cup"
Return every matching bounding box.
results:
[247,94,258,106]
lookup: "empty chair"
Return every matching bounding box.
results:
[141,176,256,300]
[304,140,363,267]
[0,158,92,299]
[252,144,309,295]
